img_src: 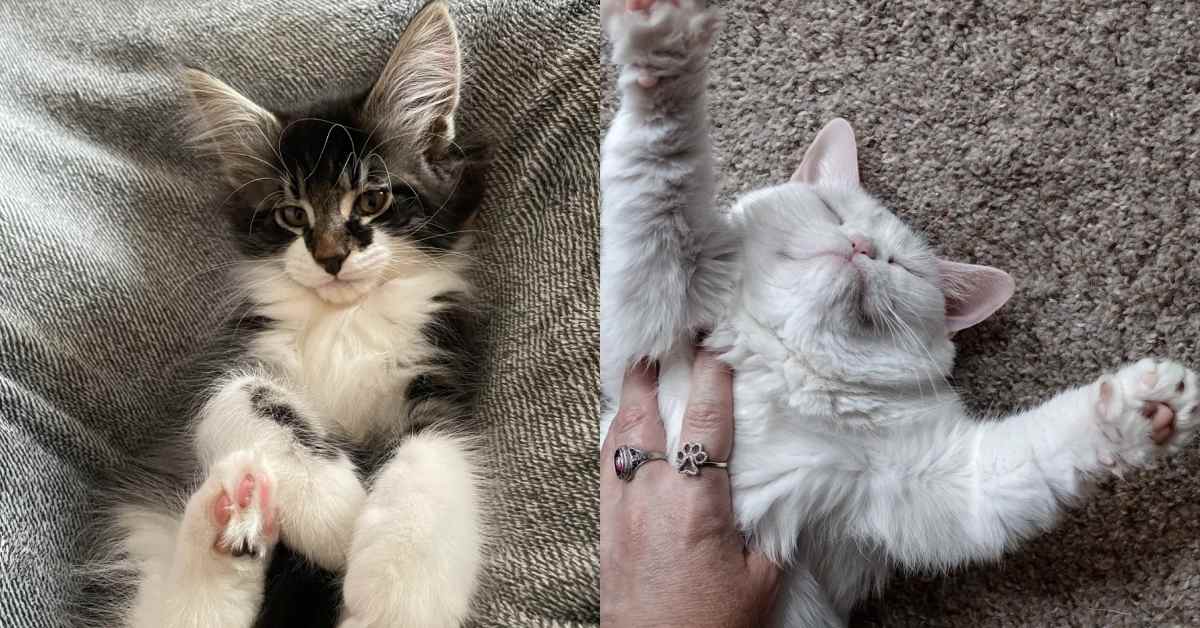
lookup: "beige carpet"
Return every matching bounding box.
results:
[603,1,1200,625]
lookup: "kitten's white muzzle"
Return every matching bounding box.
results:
[285,241,388,304]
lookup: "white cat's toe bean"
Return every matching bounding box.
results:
[1108,360,1200,455]
[605,0,719,72]
[1148,361,1186,397]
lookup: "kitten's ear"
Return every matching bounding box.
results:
[937,259,1015,333]
[362,0,461,158]
[181,68,281,184]
[792,118,860,187]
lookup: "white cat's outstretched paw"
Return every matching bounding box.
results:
[1094,358,1199,466]
[183,450,279,560]
[602,0,719,87]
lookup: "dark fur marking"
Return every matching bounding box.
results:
[249,387,338,460]
[254,544,341,628]
[345,218,373,247]
[230,314,274,334]
[403,292,482,432]
[219,91,488,260]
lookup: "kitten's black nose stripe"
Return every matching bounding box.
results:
[316,253,347,276]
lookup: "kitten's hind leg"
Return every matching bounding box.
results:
[338,431,483,628]
[196,373,367,573]
[127,450,277,628]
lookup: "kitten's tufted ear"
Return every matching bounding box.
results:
[937,260,1015,333]
[792,118,860,187]
[181,68,281,185]
[363,0,461,159]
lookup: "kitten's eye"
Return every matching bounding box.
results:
[356,189,390,217]
[275,206,308,229]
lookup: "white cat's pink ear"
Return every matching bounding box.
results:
[937,260,1015,333]
[791,118,860,186]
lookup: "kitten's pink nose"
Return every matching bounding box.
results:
[849,236,875,259]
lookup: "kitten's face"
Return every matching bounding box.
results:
[735,120,1013,379]
[185,1,483,305]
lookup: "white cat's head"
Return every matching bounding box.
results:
[732,119,1013,382]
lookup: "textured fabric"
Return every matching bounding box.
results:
[0,1,598,626]
[599,0,1200,626]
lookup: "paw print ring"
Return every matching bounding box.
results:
[674,442,728,476]
[614,445,668,482]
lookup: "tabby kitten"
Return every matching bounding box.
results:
[98,3,489,627]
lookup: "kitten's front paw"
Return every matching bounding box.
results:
[1094,359,1199,466]
[603,0,719,87]
[185,450,279,560]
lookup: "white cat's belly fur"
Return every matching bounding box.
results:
[632,331,979,626]
[654,353,894,624]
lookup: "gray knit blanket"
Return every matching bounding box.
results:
[0,1,598,626]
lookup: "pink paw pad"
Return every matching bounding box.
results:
[257,475,276,538]
[1141,401,1176,445]
[236,474,255,508]
[209,473,259,526]
[628,0,678,11]
[212,493,232,527]
[207,469,277,558]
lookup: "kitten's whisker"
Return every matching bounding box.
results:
[883,297,949,398]
[405,162,469,236]
[366,152,398,196]
[373,129,470,162]
[164,259,278,299]
[220,177,277,207]
[251,123,288,174]
[248,191,287,237]
[200,148,287,179]
[406,229,484,246]
[306,122,343,182]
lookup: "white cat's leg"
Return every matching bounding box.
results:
[860,358,1198,570]
[769,566,847,628]
[976,358,1198,524]
[600,0,734,401]
[338,431,482,628]
[125,450,277,628]
[195,373,366,572]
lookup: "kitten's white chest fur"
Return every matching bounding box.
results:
[244,263,469,441]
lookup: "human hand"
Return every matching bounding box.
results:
[599,349,780,627]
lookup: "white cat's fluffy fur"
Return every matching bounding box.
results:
[600,1,1199,626]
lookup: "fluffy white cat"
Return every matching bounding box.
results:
[599,1,1199,625]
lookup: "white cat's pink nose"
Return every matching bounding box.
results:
[849,236,875,259]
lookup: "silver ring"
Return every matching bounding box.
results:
[674,441,729,476]
[614,445,667,482]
